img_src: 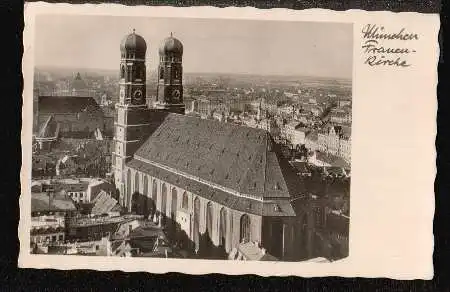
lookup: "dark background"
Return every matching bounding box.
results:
[1,0,446,290]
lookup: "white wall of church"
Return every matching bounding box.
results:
[123,166,263,254]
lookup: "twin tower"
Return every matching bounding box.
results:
[118,29,185,113]
[113,30,185,192]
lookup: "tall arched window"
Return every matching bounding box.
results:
[143,176,148,197]
[120,65,125,79]
[193,197,201,251]
[206,202,213,239]
[171,188,178,219]
[152,180,158,202]
[182,192,188,209]
[161,183,167,215]
[134,172,139,195]
[219,207,227,247]
[240,214,251,243]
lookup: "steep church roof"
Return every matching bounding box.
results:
[38,96,101,115]
[130,114,304,204]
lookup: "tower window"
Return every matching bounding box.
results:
[120,65,125,79]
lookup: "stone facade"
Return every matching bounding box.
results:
[122,167,309,260]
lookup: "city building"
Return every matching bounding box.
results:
[285,121,309,147]
[329,111,352,124]
[317,124,351,162]
[36,95,106,138]
[52,72,96,97]
[31,189,78,245]
[66,215,142,242]
[112,31,311,261]
[33,178,115,204]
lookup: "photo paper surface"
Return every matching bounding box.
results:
[20,3,438,279]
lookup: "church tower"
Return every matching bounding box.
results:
[113,30,150,203]
[155,33,185,114]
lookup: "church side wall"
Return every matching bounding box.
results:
[123,167,265,255]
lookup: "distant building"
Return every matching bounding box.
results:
[318,125,351,162]
[36,95,105,138]
[329,111,352,124]
[285,121,308,147]
[338,99,351,107]
[35,178,115,204]
[53,72,96,97]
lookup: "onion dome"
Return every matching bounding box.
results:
[120,29,147,58]
[159,32,183,56]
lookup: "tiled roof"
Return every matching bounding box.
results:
[31,191,77,213]
[38,95,101,115]
[91,190,119,215]
[237,242,278,261]
[133,114,303,201]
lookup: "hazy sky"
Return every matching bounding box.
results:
[35,15,353,79]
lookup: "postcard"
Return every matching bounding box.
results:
[19,3,438,279]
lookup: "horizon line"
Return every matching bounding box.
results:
[35,65,352,81]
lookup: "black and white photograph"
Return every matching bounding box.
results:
[28,14,353,262]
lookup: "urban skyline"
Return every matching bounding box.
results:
[35,15,353,79]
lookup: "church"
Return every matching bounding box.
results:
[112,30,313,261]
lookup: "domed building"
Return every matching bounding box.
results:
[112,31,319,262]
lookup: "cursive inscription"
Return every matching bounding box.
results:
[361,24,419,68]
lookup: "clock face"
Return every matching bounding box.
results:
[172,89,181,102]
[134,90,143,102]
